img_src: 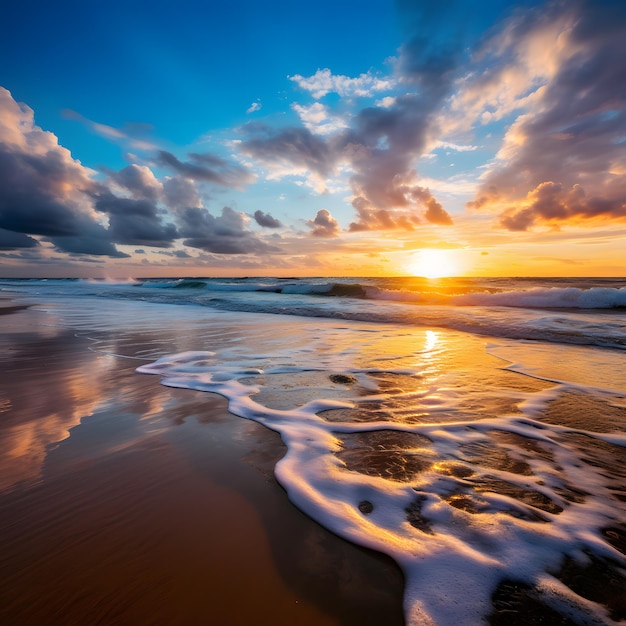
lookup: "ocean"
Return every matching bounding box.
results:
[1,276,625,624]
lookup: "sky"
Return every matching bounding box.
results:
[1,0,625,278]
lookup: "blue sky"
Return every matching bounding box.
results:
[1,0,625,277]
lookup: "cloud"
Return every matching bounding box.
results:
[156,150,254,189]
[246,101,262,114]
[94,192,178,247]
[0,87,124,257]
[156,249,192,259]
[375,96,397,108]
[0,228,38,250]
[449,2,576,130]
[467,0,626,229]
[162,176,203,210]
[435,141,477,152]
[239,123,335,192]
[62,109,157,151]
[242,83,455,228]
[240,124,333,177]
[412,186,454,225]
[307,209,340,238]
[499,182,626,231]
[291,102,348,136]
[289,68,394,99]
[49,226,131,257]
[239,14,471,232]
[348,197,420,232]
[177,206,277,254]
[340,94,454,228]
[253,210,282,228]
[105,164,163,201]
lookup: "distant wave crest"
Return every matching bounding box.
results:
[136,279,626,309]
[451,286,626,309]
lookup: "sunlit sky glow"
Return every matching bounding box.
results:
[1,0,625,278]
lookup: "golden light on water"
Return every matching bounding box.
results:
[408,249,462,278]
[424,330,439,353]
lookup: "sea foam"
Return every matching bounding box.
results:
[138,328,626,625]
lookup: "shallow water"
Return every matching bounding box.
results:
[135,318,626,625]
[3,275,626,349]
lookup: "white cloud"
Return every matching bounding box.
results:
[291,102,347,135]
[246,101,262,114]
[435,141,478,152]
[375,96,397,108]
[446,6,577,133]
[289,68,395,99]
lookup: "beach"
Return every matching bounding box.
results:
[1,279,625,625]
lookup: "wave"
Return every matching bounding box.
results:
[366,285,626,309]
[281,282,367,297]
[135,279,626,309]
[308,283,626,310]
[451,286,626,309]
[137,278,283,292]
[5,276,626,350]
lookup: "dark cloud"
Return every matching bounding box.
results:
[178,206,276,254]
[239,90,454,230]
[469,0,626,229]
[307,209,340,238]
[0,147,95,237]
[0,141,124,257]
[0,228,38,250]
[240,124,334,178]
[237,23,464,233]
[348,198,419,232]
[156,150,254,189]
[237,5,510,234]
[49,230,130,258]
[412,187,453,225]
[94,193,178,247]
[342,90,454,228]
[0,88,128,258]
[499,182,626,231]
[322,10,465,231]
[156,249,192,258]
[105,164,161,201]
[253,210,283,228]
[162,176,202,210]
[187,152,228,167]
[397,38,459,95]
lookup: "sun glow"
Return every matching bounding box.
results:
[408,249,462,278]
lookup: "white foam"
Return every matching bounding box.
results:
[138,338,626,626]
[452,286,626,309]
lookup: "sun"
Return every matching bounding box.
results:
[408,249,461,278]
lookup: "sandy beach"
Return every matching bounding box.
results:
[0,305,405,625]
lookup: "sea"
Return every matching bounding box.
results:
[2,275,626,625]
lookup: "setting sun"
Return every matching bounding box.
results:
[408,249,462,278]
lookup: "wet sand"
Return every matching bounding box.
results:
[0,307,405,625]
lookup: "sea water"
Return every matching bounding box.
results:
[2,276,626,624]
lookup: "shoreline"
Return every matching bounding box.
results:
[0,305,405,625]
